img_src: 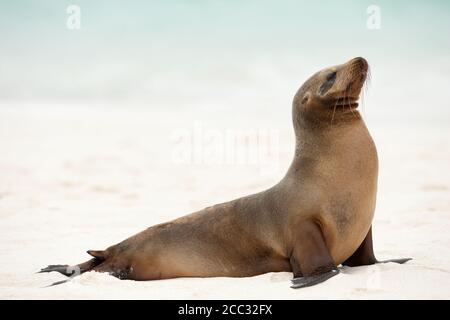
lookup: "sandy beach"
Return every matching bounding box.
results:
[0,103,449,299]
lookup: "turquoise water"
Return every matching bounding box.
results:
[0,0,449,122]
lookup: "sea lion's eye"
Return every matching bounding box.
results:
[319,72,337,95]
[326,72,337,82]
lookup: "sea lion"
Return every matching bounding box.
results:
[39,57,411,288]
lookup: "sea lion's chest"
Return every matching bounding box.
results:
[321,189,376,264]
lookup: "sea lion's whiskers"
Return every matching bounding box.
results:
[331,97,339,125]
[345,88,357,118]
[342,84,356,118]
[361,86,366,115]
[343,91,348,114]
[361,67,371,115]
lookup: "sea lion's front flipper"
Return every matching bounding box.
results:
[342,226,412,267]
[378,258,412,264]
[291,269,339,289]
[289,221,339,289]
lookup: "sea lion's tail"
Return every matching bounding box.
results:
[38,249,108,287]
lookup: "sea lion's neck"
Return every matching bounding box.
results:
[294,108,362,143]
[284,113,371,180]
[294,108,362,135]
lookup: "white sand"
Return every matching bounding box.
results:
[0,104,449,299]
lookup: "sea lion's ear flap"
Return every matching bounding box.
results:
[301,92,311,105]
[87,250,108,260]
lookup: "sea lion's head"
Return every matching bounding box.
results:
[293,57,369,128]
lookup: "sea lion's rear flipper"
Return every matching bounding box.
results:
[342,226,412,267]
[38,256,105,286]
[87,250,108,260]
[289,221,340,289]
[38,257,103,276]
[38,264,72,276]
[45,278,72,287]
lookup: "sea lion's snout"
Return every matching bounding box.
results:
[345,57,369,87]
[337,57,369,102]
[347,57,368,74]
[315,57,369,102]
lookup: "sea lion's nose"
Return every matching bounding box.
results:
[349,57,368,72]
[350,57,367,64]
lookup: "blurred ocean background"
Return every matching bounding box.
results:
[1,0,450,124]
